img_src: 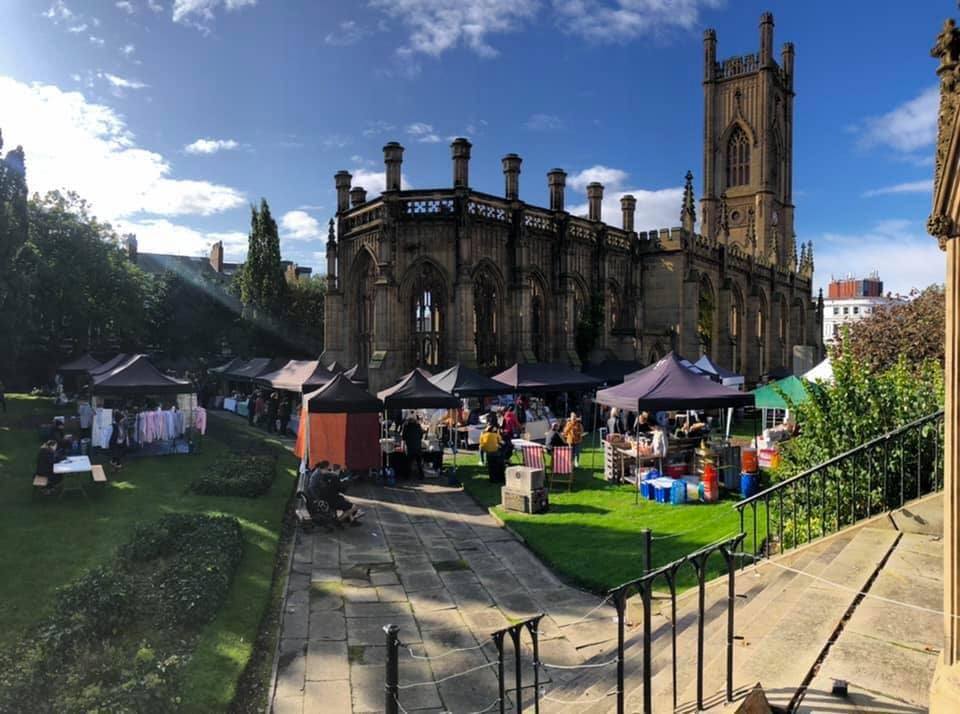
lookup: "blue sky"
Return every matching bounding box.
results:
[0,0,949,294]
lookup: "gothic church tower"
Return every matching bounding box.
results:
[701,12,795,267]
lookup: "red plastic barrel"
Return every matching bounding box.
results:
[742,448,759,474]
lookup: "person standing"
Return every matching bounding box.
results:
[246,391,256,426]
[562,412,584,467]
[109,410,126,469]
[401,415,424,479]
[278,398,292,436]
[36,440,63,494]
[502,404,520,439]
[267,392,280,433]
[479,415,505,484]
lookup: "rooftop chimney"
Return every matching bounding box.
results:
[587,182,604,222]
[547,169,566,212]
[383,142,404,192]
[502,153,522,200]
[759,11,774,65]
[350,186,367,207]
[620,195,637,232]
[334,170,352,213]
[124,233,138,262]
[209,240,224,273]
[451,137,472,188]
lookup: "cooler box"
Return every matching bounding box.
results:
[665,463,686,478]
[506,465,545,491]
[501,487,548,514]
[758,448,780,470]
[640,480,655,500]
[670,480,687,505]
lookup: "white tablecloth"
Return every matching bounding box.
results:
[511,438,546,450]
[55,456,92,474]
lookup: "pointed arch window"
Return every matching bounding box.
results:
[474,271,499,368]
[730,288,743,373]
[356,253,377,369]
[530,279,546,362]
[411,265,445,368]
[726,127,750,188]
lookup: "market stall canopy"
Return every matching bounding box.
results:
[88,353,130,376]
[582,360,644,386]
[91,354,192,395]
[596,352,754,411]
[303,373,383,413]
[378,369,460,409]
[227,357,287,382]
[344,364,367,387]
[766,366,793,381]
[693,355,746,387]
[257,359,321,392]
[326,360,347,374]
[209,357,244,374]
[492,363,603,393]
[430,364,514,397]
[803,357,834,384]
[752,375,811,410]
[58,353,102,374]
[302,361,348,392]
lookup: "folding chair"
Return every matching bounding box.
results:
[550,446,575,492]
[521,445,545,470]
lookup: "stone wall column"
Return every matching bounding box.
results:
[454,281,477,367]
[681,270,700,358]
[716,283,733,369]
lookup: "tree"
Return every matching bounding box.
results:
[838,285,945,371]
[0,131,33,378]
[284,275,326,352]
[239,199,286,317]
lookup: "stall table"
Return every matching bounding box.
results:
[55,455,93,498]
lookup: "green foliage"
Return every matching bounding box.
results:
[0,513,243,713]
[838,285,945,372]
[0,137,31,377]
[189,453,276,497]
[286,275,326,348]
[240,199,287,318]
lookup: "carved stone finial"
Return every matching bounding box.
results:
[681,170,696,232]
[327,217,336,244]
[717,191,729,237]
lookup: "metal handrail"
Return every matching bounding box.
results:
[734,408,944,510]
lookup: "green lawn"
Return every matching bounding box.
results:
[452,436,766,594]
[0,394,296,713]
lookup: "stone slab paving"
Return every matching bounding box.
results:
[270,481,622,713]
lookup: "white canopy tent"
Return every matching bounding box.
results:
[803,356,834,384]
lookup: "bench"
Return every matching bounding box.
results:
[32,475,48,488]
[91,464,108,483]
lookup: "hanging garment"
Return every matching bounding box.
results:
[78,403,95,430]
[194,407,207,435]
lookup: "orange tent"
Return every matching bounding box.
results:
[294,374,383,470]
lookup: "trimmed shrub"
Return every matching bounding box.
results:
[189,453,276,497]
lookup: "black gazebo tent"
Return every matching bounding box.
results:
[209,357,244,375]
[59,353,102,374]
[304,373,383,413]
[377,370,459,409]
[492,363,602,393]
[91,354,192,395]
[302,362,346,392]
[429,364,513,397]
[344,364,367,389]
[583,359,644,386]
[228,357,287,384]
[595,352,753,412]
[88,353,129,377]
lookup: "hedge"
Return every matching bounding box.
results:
[189,453,276,498]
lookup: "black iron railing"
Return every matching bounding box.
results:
[734,409,944,559]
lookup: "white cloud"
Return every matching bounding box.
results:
[148,0,164,12]
[324,20,369,46]
[100,73,148,90]
[362,120,396,137]
[43,1,74,22]
[115,1,135,14]
[280,210,322,241]
[67,23,87,33]
[554,0,722,42]
[568,165,629,192]
[172,0,258,28]
[857,86,938,155]
[406,122,441,143]
[349,167,411,195]
[861,179,932,197]
[525,113,563,131]
[0,76,245,222]
[568,186,683,229]
[89,35,105,46]
[184,137,240,154]
[814,220,944,296]
[122,43,136,56]
[369,0,539,58]
[118,218,248,260]
[322,134,351,150]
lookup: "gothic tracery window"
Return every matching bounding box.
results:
[697,275,715,358]
[474,271,498,368]
[730,288,743,373]
[726,126,750,188]
[356,252,377,369]
[411,264,445,368]
[530,279,546,362]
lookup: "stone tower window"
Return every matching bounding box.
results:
[530,279,546,362]
[356,252,377,370]
[474,271,498,368]
[726,127,750,188]
[730,288,743,373]
[412,265,445,368]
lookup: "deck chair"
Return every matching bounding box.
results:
[550,446,575,492]
[521,445,545,470]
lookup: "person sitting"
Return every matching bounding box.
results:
[306,465,363,524]
[401,415,424,479]
[479,415,505,484]
[36,440,64,495]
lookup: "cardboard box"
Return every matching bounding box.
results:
[501,487,549,514]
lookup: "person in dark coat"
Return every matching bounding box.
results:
[36,440,63,494]
[267,392,280,433]
[246,391,257,425]
[401,416,424,479]
[109,411,126,468]
[278,399,292,436]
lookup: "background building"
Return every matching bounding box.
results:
[321,13,823,393]
[822,273,902,344]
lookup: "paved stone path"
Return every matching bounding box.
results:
[270,481,622,714]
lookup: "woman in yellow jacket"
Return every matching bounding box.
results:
[479,416,505,484]
[562,412,584,467]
